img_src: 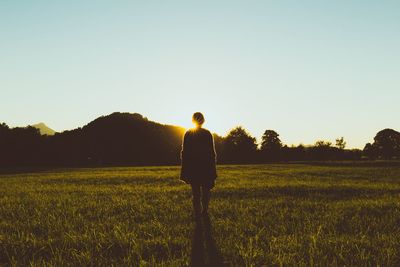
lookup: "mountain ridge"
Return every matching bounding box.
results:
[31,122,56,136]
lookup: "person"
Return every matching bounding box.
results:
[180,112,217,219]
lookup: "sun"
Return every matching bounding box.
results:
[155,104,227,136]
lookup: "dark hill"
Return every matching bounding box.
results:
[48,112,186,165]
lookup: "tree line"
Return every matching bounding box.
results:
[0,112,399,167]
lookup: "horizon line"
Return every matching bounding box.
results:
[3,111,395,150]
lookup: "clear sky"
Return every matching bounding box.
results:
[1,1,399,148]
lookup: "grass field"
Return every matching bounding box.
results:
[1,163,400,266]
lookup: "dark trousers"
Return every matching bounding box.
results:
[191,185,211,215]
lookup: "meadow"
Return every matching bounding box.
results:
[1,163,400,266]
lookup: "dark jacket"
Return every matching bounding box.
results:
[180,127,217,188]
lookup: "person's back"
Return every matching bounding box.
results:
[181,128,216,180]
[180,112,217,219]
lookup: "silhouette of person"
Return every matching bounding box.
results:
[180,112,217,219]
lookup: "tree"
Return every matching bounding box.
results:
[363,143,377,159]
[372,129,400,159]
[335,137,346,150]
[260,130,282,161]
[223,126,257,163]
[311,140,333,160]
[315,140,332,147]
[261,130,282,151]
[291,144,307,161]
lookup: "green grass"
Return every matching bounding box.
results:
[1,164,400,266]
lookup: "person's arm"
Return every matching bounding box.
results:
[210,133,217,163]
[209,132,217,178]
[180,132,187,162]
[180,131,189,179]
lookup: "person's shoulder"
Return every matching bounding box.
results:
[186,128,212,137]
[201,128,212,136]
[185,128,195,134]
[184,128,197,137]
[184,129,191,137]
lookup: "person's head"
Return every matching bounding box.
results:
[192,112,205,128]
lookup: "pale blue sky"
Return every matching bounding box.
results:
[1,0,399,148]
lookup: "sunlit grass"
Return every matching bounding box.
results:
[1,164,400,266]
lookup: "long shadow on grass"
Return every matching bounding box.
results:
[191,215,224,267]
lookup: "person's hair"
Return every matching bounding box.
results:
[192,112,205,126]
